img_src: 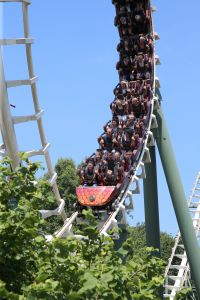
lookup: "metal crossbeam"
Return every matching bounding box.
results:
[155,77,161,88]
[6,76,38,88]
[154,32,160,40]
[151,6,157,12]
[12,110,44,124]
[0,0,31,4]
[155,54,161,65]
[0,0,67,221]
[24,143,51,157]
[0,38,33,45]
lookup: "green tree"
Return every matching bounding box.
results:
[0,157,48,293]
[0,157,165,299]
[22,210,165,300]
[55,158,79,208]
[124,223,175,264]
[175,287,197,300]
[42,157,80,233]
[43,157,79,211]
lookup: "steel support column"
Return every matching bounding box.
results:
[154,106,200,297]
[143,146,161,256]
[0,47,19,169]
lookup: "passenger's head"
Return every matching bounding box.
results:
[119,6,125,12]
[129,114,134,121]
[136,79,141,86]
[124,152,131,159]
[121,80,128,89]
[116,99,123,106]
[139,118,144,125]
[135,14,141,22]
[138,55,143,61]
[95,151,102,160]
[106,127,113,136]
[146,79,151,85]
[120,16,126,24]
[145,72,151,79]
[107,152,113,159]
[87,161,94,171]
[140,36,145,42]
[126,89,130,97]
[112,118,119,128]
[123,57,130,65]
[124,39,129,47]
[114,151,121,161]
[129,81,136,89]
[125,131,131,139]
[133,97,138,104]
[106,170,113,178]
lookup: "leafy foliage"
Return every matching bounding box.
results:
[175,287,196,300]
[43,157,79,211]
[124,223,174,264]
[54,158,80,209]
[0,157,48,293]
[0,157,165,299]
[42,157,80,233]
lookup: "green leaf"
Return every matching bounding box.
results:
[78,272,98,293]
[101,271,114,283]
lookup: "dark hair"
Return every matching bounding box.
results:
[112,117,119,125]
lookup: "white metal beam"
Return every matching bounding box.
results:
[0,38,33,45]
[0,0,31,4]
[12,109,44,124]
[0,48,20,168]
[6,76,38,88]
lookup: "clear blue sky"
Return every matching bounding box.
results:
[1,1,200,235]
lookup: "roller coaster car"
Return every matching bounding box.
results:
[76,185,117,208]
[76,173,130,212]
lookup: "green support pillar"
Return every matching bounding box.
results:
[154,106,200,297]
[143,146,161,256]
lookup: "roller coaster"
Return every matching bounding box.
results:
[0,1,200,299]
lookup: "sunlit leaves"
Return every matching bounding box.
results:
[0,157,165,299]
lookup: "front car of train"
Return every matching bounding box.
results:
[76,0,155,213]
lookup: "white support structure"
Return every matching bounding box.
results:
[154,32,160,40]
[24,142,51,157]
[1,0,31,3]
[6,76,38,88]
[143,146,151,163]
[151,6,157,13]
[155,54,161,65]
[12,109,44,124]
[0,47,20,168]
[151,114,158,129]
[153,95,160,110]
[164,172,200,299]
[0,38,33,45]
[0,1,66,220]
[39,199,65,219]
[155,76,161,88]
[147,131,155,147]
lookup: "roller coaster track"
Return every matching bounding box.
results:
[0,0,158,238]
[0,0,66,221]
[164,172,200,299]
[53,0,160,239]
[1,1,199,297]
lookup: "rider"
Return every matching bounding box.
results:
[81,161,98,186]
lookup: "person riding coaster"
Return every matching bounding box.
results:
[76,0,154,211]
